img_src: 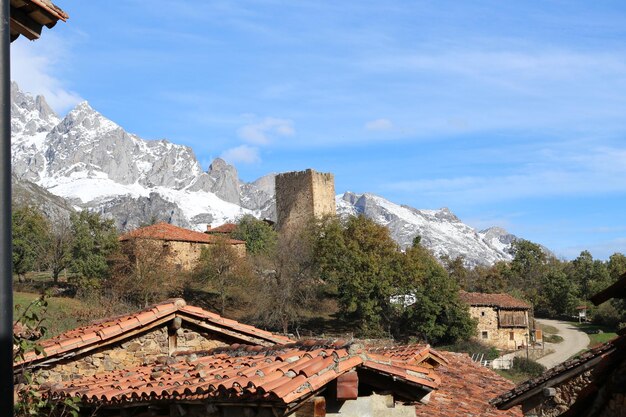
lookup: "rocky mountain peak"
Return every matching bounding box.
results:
[208,157,230,173]
[11,82,60,137]
[34,95,56,120]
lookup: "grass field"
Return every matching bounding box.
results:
[13,292,97,338]
[537,322,559,335]
[573,322,618,347]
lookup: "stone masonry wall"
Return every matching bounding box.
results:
[33,324,228,384]
[469,306,528,351]
[596,356,626,417]
[521,371,593,417]
[124,238,245,272]
[275,169,336,235]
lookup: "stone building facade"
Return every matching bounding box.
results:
[119,222,246,272]
[275,169,336,235]
[33,324,228,384]
[460,292,531,351]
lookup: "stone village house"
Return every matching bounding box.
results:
[14,299,523,417]
[491,272,626,417]
[460,292,532,351]
[119,222,246,272]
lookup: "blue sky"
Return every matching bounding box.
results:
[11,1,626,260]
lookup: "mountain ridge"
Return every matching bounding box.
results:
[11,83,520,266]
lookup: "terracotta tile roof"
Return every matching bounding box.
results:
[460,291,531,310]
[416,352,522,417]
[44,340,440,407]
[119,222,244,245]
[560,332,626,417]
[491,333,621,410]
[367,344,449,368]
[208,223,237,234]
[15,299,291,368]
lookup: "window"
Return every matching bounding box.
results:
[481,331,488,339]
[510,332,515,341]
[481,311,486,317]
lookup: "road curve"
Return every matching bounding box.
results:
[535,318,590,369]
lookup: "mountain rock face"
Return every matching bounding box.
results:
[11,83,273,231]
[11,83,522,266]
[336,192,515,267]
[12,175,75,223]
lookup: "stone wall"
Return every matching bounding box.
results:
[33,324,228,384]
[275,169,336,235]
[521,371,593,417]
[324,393,415,417]
[595,356,626,417]
[469,306,528,350]
[123,238,246,272]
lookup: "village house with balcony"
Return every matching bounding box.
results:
[460,291,532,351]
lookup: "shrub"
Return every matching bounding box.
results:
[441,339,499,360]
[512,356,546,377]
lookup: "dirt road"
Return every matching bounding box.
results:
[535,318,590,369]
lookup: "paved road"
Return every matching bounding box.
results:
[535,318,590,369]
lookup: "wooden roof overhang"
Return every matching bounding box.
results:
[10,0,68,42]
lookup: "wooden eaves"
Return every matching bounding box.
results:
[10,0,68,42]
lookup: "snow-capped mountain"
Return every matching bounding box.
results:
[10,82,274,231]
[11,83,521,265]
[336,192,515,266]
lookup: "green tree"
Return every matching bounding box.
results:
[608,252,626,281]
[232,215,278,256]
[539,266,577,317]
[69,211,119,292]
[506,239,549,305]
[442,255,470,289]
[195,236,252,315]
[12,205,51,281]
[467,262,509,293]
[251,230,318,333]
[399,244,475,344]
[111,240,183,308]
[314,215,402,336]
[47,219,73,283]
[570,250,594,299]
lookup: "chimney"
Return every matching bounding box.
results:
[205,225,212,234]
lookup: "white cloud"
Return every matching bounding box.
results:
[365,118,393,131]
[11,36,82,113]
[237,117,294,144]
[221,145,260,164]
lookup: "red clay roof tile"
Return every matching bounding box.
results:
[44,341,438,407]
[460,291,531,309]
[207,223,238,234]
[15,299,291,368]
[416,352,522,417]
[119,222,244,245]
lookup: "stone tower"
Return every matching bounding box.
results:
[275,169,336,235]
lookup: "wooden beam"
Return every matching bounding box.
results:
[293,396,326,417]
[9,7,42,40]
[180,315,271,346]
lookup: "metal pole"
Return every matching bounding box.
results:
[0,0,12,413]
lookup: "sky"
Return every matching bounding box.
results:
[11,0,626,260]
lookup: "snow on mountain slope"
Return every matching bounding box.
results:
[12,83,523,265]
[11,83,265,231]
[337,192,515,267]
